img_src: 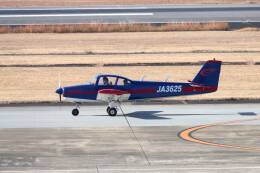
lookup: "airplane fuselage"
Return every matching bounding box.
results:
[62,81,217,102]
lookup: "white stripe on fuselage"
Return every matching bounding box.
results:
[64,97,98,103]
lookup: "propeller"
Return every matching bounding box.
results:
[55,74,63,102]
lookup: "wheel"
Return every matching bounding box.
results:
[108,107,117,116]
[72,108,79,116]
[106,106,110,113]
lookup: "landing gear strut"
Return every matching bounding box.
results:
[106,106,111,114]
[72,103,80,116]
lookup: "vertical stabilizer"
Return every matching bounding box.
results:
[192,59,222,87]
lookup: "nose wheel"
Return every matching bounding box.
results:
[72,108,79,116]
[72,103,80,116]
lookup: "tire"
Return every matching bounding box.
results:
[72,108,79,116]
[108,107,117,116]
[106,106,110,113]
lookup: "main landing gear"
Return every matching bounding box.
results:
[106,101,123,116]
[106,106,117,116]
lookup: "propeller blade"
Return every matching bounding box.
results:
[58,73,61,88]
[56,73,62,102]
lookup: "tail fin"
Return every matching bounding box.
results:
[192,59,222,87]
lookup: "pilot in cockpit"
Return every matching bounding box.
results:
[103,77,109,85]
[123,79,129,85]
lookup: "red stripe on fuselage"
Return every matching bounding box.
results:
[183,86,217,93]
[64,90,97,95]
[98,89,129,95]
[127,88,156,94]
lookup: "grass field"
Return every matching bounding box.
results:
[0,31,259,103]
[0,0,259,7]
[1,53,260,66]
[1,32,259,55]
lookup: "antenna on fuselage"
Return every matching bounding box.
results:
[164,75,171,82]
[140,75,146,81]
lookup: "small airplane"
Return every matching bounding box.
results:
[55,59,221,116]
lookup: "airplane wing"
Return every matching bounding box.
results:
[96,89,130,102]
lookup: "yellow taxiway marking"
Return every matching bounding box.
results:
[179,117,260,151]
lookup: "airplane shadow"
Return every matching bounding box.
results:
[92,111,169,120]
[126,111,170,120]
[92,111,231,120]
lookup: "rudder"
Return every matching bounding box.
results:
[192,59,222,87]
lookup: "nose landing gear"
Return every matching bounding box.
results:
[72,103,80,116]
[72,108,79,116]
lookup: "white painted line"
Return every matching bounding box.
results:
[0,7,149,11]
[2,166,260,172]
[0,13,154,18]
[102,167,260,170]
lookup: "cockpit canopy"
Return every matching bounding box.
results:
[95,74,132,86]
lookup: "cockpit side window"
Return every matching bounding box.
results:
[117,78,131,86]
[98,76,117,86]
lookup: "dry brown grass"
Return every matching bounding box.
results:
[0,23,229,34]
[0,31,259,55]
[0,65,260,103]
[1,53,260,66]
[0,0,259,7]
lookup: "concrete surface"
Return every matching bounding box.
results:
[0,104,260,172]
[0,4,260,25]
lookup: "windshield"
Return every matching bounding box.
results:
[86,75,98,84]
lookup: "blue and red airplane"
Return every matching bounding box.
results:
[55,59,221,116]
